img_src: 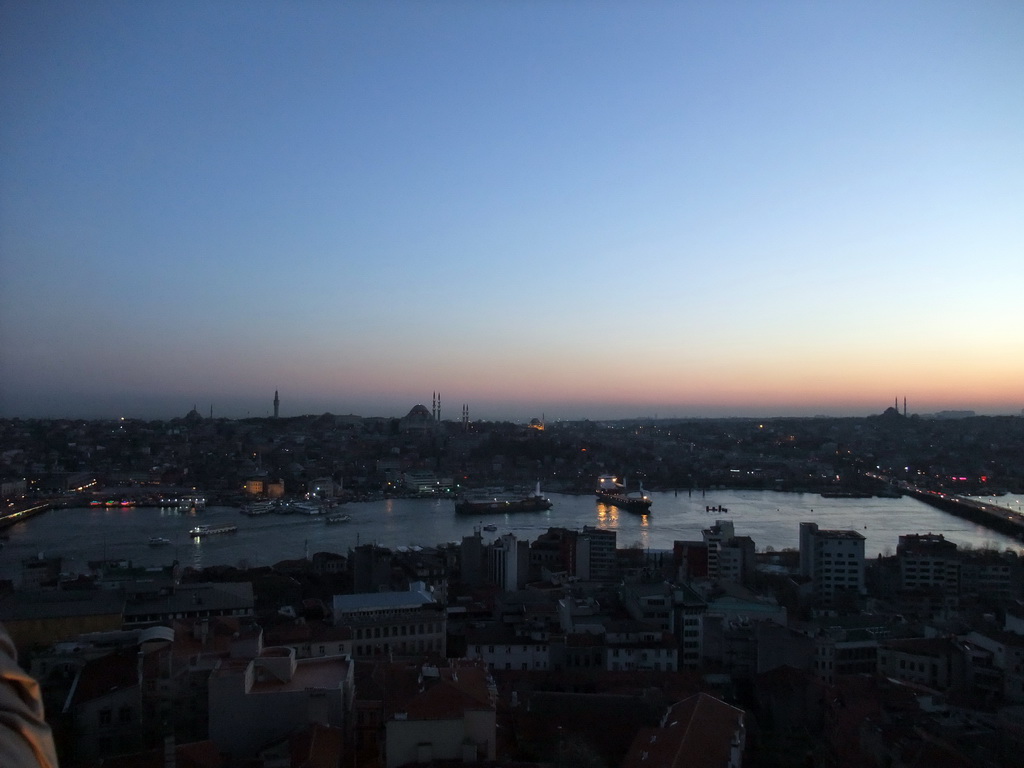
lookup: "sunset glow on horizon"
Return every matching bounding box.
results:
[2,2,1022,422]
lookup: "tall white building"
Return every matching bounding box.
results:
[488,533,529,591]
[798,522,865,598]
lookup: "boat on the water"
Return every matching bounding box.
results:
[595,475,652,513]
[454,482,553,515]
[482,523,497,532]
[148,536,171,547]
[189,524,238,538]
[325,513,351,524]
[241,501,277,516]
[289,502,325,516]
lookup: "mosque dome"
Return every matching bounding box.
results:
[406,404,431,419]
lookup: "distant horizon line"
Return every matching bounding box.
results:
[2,407,1021,424]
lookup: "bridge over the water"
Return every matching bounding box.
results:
[898,484,1024,541]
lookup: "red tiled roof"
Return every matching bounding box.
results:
[71,651,138,706]
[622,693,744,768]
[402,666,493,720]
[288,723,344,768]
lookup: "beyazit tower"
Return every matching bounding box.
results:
[273,390,280,418]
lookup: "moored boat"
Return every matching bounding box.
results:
[241,501,277,516]
[595,475,652,513]
[454,481,552,515]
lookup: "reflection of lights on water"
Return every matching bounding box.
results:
[191,537,203,569]
[595,503,619,527]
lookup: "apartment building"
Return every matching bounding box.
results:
[333,582,446,658]
[798,522,865,598]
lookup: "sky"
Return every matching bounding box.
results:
[2,1,1022,422]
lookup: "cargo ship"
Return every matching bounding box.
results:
[454,482,552,515]
[595,475,652,513]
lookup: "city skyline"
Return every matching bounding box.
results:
[2,2,1022,422]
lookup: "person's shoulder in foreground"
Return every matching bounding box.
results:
[0,623,59,768]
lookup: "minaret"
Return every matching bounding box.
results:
[904,397,907,417]
[273,390,280,419]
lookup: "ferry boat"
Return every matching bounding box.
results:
[148,536,171,547]
[241,501,277,516]
[189,524,238,538]
[454,482,553,515]
[290,502,325,516]
[595,475,652,513]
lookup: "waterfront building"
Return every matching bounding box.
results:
[798,522,866,599]
[401,469,443,494]
[306,475,338,499]
[242,475,285,498]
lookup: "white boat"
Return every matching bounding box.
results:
[148,536,171,547]
[189,524,238,538]
[292,502,325,516]
[325,513,351,524]
[241,501,277,516]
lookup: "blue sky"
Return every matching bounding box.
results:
[2,1,1022,421]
